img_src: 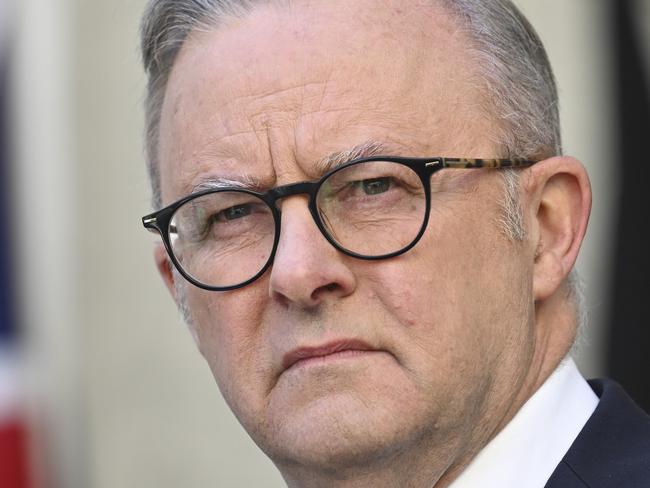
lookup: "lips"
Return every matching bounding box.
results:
[282,339,378,372]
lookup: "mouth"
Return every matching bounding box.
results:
[282,339,381,372]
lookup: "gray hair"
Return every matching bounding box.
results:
[438,0,562,160]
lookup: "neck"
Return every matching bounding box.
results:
[437,290,579,486]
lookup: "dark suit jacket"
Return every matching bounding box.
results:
[545,379,650,487]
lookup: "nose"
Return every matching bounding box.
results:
[268,196,357,308]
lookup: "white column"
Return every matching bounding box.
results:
[11,0,87,486]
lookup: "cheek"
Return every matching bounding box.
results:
[184,285,271,403]
[364,202,532,364]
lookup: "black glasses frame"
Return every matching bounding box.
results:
[142,156,538,291]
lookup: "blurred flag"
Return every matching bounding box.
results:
[0,13,32,488]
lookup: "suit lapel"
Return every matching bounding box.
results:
[545,379,650,487]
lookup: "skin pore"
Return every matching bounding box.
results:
[153,0,592,486]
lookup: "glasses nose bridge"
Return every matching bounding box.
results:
[270,180,318,199]
[268,180,324,240]
[268,180,320,211]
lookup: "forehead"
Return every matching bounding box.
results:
[158,0,493,202]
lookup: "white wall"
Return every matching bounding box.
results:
[10,1,615,486]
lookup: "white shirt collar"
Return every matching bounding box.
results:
[448,358,599,488]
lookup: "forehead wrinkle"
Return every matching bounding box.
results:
[192,129,266,159]
[239,80,331,108]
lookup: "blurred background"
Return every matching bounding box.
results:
[0,0,648,486]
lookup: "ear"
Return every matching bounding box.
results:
[154,243,178,301]
[525,156,592,301]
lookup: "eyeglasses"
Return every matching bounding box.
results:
[142,156,537,291]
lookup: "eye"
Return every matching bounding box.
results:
[360,177,391,195]
[221,204,253,221]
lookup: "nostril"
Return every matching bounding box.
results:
[309,282,341,303]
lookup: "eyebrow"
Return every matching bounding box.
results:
[190,139,401,194]
[313,140,401,174]
[190,174,267,194]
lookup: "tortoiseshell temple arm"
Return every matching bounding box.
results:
[439,157,539,169]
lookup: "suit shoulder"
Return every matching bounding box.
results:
[546,378,650,488]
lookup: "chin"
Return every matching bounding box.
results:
[254,389,430,475]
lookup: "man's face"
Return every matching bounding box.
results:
[157,0,537,476]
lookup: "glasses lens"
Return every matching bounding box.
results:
[316,160,427,257]
[169,191,275,288]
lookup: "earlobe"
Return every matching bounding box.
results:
[527,156,592,301]
[154,243,178,301]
